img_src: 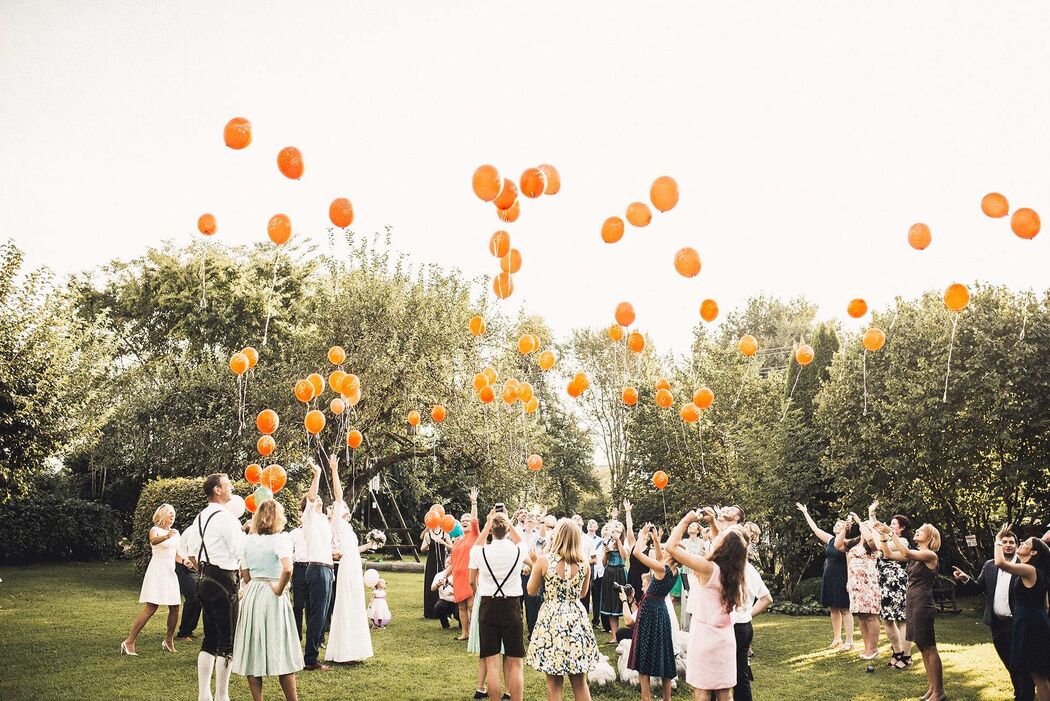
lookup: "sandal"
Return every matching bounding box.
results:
[828,639,843,649]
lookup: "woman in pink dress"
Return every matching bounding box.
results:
[666,508,748,701]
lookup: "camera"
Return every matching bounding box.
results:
[612,582,635,600]
[494,502,507,514]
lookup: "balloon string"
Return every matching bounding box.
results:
[783,366,804,420]
[943,313,960,403]
[661,490,668,529]
[1020,304,1028,341]
[732,356,752,408]
[199,243,208,311]
[262,247,280,346]
[699,419,705,470]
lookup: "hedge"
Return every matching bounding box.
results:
[131,477,303,574]
[0,495,123,564]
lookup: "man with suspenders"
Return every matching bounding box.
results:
[470,511,529,701]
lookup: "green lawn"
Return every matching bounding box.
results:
[0,562,1010,700]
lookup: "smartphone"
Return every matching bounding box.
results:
[494,502,507,514]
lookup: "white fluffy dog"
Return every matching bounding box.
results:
[588,651,617,686]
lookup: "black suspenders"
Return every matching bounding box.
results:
[482,545,520,598]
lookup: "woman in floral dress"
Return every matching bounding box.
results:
[526,519,602,701]
[869,501,911,668]
[839,513,881,660]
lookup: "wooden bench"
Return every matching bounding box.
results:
[933,574,961,613]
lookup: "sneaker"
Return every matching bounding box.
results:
[472,691,487,700]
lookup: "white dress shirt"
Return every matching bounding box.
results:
[184,502,245,571]
[432,571,456,603]
[588,533,604,578]
[289,527,308,564]
[302,501,334,565]
[469,539,530,597]
[993,566,1013,618]
[730,562,771,624]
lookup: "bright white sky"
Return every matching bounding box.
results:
[2,2,1048,354]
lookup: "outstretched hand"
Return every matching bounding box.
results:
[329,455,339,471]
[996,523,1013,541]
[469,487,479,503]
[795,502,808,514]
[310,461,322,477]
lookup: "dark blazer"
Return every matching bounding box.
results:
[973,558,1018,627]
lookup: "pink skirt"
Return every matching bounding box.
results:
[686,618,736,690]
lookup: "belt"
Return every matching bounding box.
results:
[993,614,1013,621]
[307,561,333,569]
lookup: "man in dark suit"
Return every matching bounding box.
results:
[953,530,1034,701]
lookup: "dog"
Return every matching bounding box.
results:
[588,651,617,686]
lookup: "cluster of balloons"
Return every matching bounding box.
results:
[610,302,647,353]
[473,367,540,414]
[229,346,259,376]
[244,463,288,513]
[601,176,679,244]
[566,371,590,398]
[981,192,1040,240]
[488,231,519,299]
[423,504,459,533]
[678,386,715,423]
[472,163,561,224]
[256,408,279,457]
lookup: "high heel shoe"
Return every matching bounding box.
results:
[161,640,176,653]
[120,641,138,656]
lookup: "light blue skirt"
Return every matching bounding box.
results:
[232,578,304,677]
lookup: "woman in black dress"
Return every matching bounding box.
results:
[627,524,678,701]
[995,530,1050,700]
[797,503,854,649]
[878,521,944,701]
[420,513,451,620]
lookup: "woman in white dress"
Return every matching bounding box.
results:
[121,503,182,655]
[324,456,375,663]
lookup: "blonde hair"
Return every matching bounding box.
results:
[252,500,287,536]
[918,524,941,552]
[152,503,175,527]
[548,518,584,566]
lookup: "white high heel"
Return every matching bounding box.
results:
[162,640,176,653]
[120,641,138,656]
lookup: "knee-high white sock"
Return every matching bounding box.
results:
[214,655,233,701]
[196,652,215,701]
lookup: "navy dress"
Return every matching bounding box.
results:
[821,541,850,609]
[1010,569,1050,676]
[628,546,648,595]
[628,564,678,679]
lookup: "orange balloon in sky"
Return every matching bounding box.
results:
[329,198,354,228]
[650,176,679,212]
[527,454,544,472]
[615,302,636,327]
[908,223,931,250]
[626,202,652,227]
[347,429,363,449]
[224,117,252,149]
[944,283,970,312]
[407,410,421,426]
[494,178,518,211]
[538,350,556,371]
[256,409,279,435]
[489,230,511,257]
[328,346,346,365]
[627,331,645,353]
[483,367,497,385]
[795,344,815,366]
[524,397,539,414]
[981,192,1009,219]
[608,324,624,341]
[518,334,538,354]
[693,386,714,409]
[257,435,276,457]
[674,247,702,278]
[479,385,496,404]
[245,463,262,484]
[699,299,718,322]
[680,402,700,423]
[1011,208,1040,240]
[330,398,345,415]
[601,216,625,244]
[293,379,314,403]
[655,388,673,409]
[538,164,561,195]
[242,347,258,368]
[622,386,638,406]
[847,299,868,319]
[496,200,520,223]
[268,214,292,245]
[307,373,324,396]
[198,213,217,236]
[863,327,886,352]
[566,381,582,398]
[473,165,502,202]
[655,377,671,391]
[229,352,249,375]
[492,272,514,299]
[738,335,758,357]
[277,147,304,180]
[500,248,522,274]
[304,410,325,435]
[469,315,486,337]
[472,372,489,391]
[519,168,547,198]
[652,470,669,490]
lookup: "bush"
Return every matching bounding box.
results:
[791,576,824,604]
[769,599,828,616]
[0,495,122,564]
[131,477,302,574]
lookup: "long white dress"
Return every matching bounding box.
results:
[325,502,373,662]
[139,527,181,605]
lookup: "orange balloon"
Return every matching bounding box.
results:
[566,381,583,398]
[496,200,520,223]
[944,283,970,312]
[494,178,519,211]
[472,372,489,391]
[655,377,671,391]
[652,470,669,490]
[347,429,363,449]
[501,384,518,405]
[304,409,326,435]
[329,198,354,228]
[847,298,868,319]
[343,387,361,408]
[518,382,534,403]
[699,299,719,322]
[650,176,679,213]
[524,397,539,414]
[674,247,702,278]
[245,494,257,513]
[680,402,700,423]
[256,409,279,435]
[440,514,456,533]
[260,464,287,494]
[538,350,556,371]
[608,324,624,341]
[795,344,814,366]
[294,379,315,403]
[242,347,259,368]
[473,165,502,202]
[223,117,252,149]
[492,272,514,299]
[330,398,345,415]
[245,463,262,484]
[268,214,292,245]
[340,373,361,395]
[277,146,304,180]
[489,231,511,257]
[1011,208,1040,240]
[198,213,217,236]
[328,346,346,365]
[517,334,537,354]
[627,331,645,353]
[432,504,446,518]
[908,223,931,251]
[571,373,588,391]
[407,410,421,426]
[431,405,447,422]
[479,385,496,403]
[601,216,625,244]
[500,248,522,274]
[538,164,561,195]
[655,388,673,409]
[307,373,325,396]
[526,454,543,472]
[328,370,347,393]
[693,386,714,409]
[615,302,636,327]
[257,435,276,457]
[863,327,886,352]
[519,168,547,198]
[483,367,497,385]
[738,335,758,357]
[626,202,652,227]
[424,511,440,529]
[622,386,638,406]
[229,352,249,375]
[981,192,1009,219]
[469,315,486,337]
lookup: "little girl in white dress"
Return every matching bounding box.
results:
[368,579,393,628]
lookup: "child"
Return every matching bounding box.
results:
[368,578,393,628]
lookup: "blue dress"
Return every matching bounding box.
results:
[821,541,850,609]
[628,564,678,679]
[1010,569,1050,675]
[600,548,627,616]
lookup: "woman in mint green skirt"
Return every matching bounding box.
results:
[232,499,304,701]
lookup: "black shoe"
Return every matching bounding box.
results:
[501,695,511,700]
[472,691,487,700]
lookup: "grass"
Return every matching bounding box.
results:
[0,562,1011,700]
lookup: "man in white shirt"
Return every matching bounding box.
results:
[586,519,603,626]
[300,461,334,672]
[185,473,244,701]
[430,564,460,629]
[289,523,308,640]
[470,511,529,701]
[729,558,773,701]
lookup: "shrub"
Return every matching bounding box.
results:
[791,576,824,604]
[769,599,828,616]
[131,477,302,573]
[0,495,122,564]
